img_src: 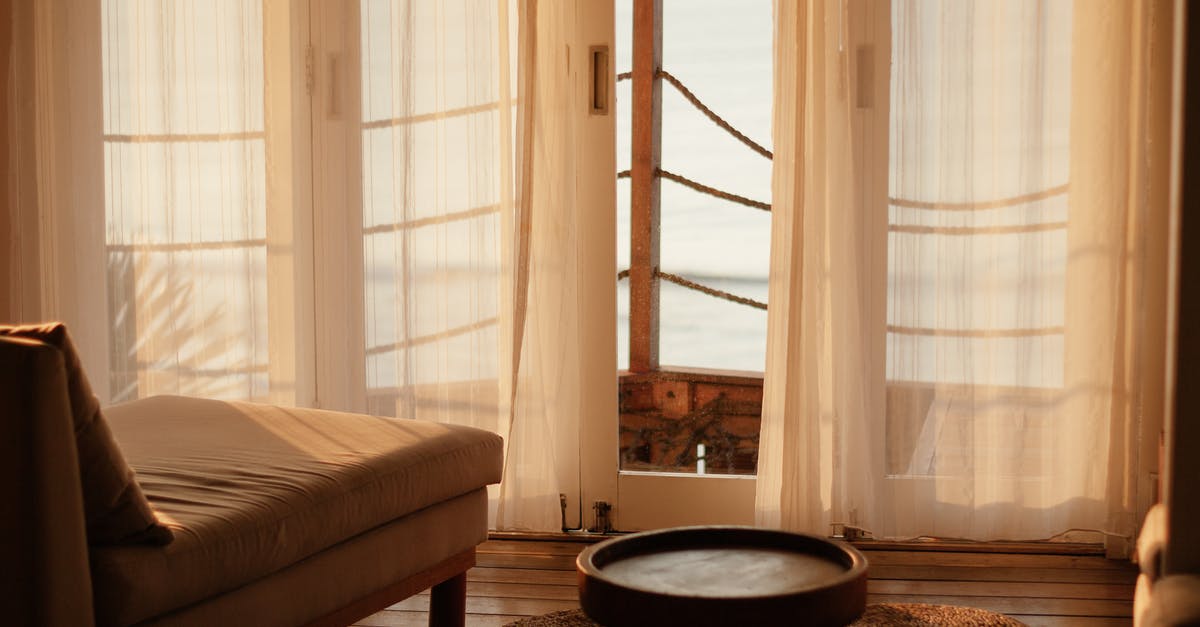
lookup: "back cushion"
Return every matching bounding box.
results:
[0,323,172,545]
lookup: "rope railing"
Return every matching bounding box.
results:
[658,70,773,160]
[658,169,770,211]
[616,69,772,160]
[618,268,768,311]
[617,68,770,311]
[889,184,1069,212]
[615,67,1072,319]
[659,271,767,310]
[617,168,769,212]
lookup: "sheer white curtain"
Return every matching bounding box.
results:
[3,0,587,531]
[759,0,1171,548]
[357,0,588,531]
[2,0,110,393]
[495,0,589,531]
[101,0,270,403]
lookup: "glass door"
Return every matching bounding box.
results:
[607,0,772,530]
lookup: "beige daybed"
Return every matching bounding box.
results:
[0,324,503,627]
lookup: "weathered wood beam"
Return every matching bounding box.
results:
[629,0,662,372]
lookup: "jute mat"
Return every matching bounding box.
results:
[504,604,1027,626]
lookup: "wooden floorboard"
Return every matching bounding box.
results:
[869,564,1137,585]
[356,611,524,627]
[462,581,579,601]
[867,579,1134,600]
[354,537,1138,626]
[468,567,577,586]
[1011,617,1133,627]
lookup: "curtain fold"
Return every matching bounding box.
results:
[357,0,585,531]
[756,0,886,534]
[3,0,109,397]
[759,0,1171,548]
[496,0,585,531]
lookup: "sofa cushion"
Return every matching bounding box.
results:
[0,323,171,546]
[92,395,504,626]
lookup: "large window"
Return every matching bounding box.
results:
[358,0,509,419]
[100,0,516,421]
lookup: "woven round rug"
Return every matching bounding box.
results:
[504,603,1027,626]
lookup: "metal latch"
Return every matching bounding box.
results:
[590,500,613,533]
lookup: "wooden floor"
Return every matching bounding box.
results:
[354,536,1138,627]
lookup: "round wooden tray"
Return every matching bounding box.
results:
[577,526,868,627]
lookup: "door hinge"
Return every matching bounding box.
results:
[305,44,315,96]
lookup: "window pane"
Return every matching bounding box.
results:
[359,0,508,419]
[102,0,269,402]
[885,0,1073,478]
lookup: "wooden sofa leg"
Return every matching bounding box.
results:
[429,571,467,627]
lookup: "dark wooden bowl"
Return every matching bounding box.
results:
[577,526,868,627]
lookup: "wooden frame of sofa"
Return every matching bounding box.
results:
[305,548,473,627]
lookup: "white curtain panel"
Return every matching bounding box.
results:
[4,0,586,532]
[2,0,110,391]
[357,0,520,523]
[494,0,586,532]
[99,0,270,403]
[356,0,588,531]
[759,0,1171,547]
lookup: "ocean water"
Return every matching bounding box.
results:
[615,0,775,373]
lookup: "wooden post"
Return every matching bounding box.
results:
[428,571,467,627]
[630,0,662,372]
